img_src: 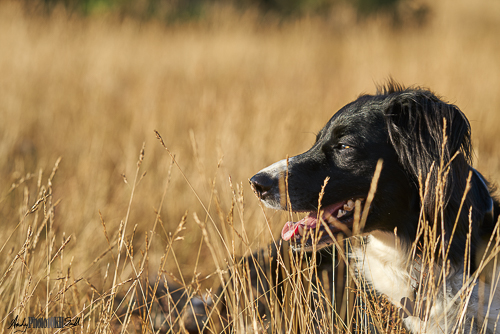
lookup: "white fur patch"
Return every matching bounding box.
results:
[257,158,290,178]
[353,231,500,334]
[257,158,293,210]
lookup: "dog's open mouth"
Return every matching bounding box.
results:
[281,198,365,247]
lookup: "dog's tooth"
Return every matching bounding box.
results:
[344,199,355,211]
[337,209,346,218]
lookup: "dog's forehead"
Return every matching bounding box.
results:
[321,96,386,137]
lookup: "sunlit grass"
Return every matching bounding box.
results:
[1,0,499,332]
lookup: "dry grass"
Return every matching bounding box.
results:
[1,0,500,332]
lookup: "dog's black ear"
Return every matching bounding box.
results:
[384,88,472,220]
[383,88,493,265]
[384,89,472,180]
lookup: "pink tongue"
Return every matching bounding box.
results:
[281,215,317,241]
[281,221,299,241]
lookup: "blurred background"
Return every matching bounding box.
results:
[0,0,499,324]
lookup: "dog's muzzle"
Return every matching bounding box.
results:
[249,158,290,210]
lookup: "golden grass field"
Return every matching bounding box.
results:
[1,0,500,332]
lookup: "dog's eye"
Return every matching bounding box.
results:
[337,144,351,150]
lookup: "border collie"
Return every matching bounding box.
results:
[250,82,500,333]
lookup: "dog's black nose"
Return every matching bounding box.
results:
[250,173,274,199]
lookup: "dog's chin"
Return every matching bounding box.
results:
[280,198,365,252]
[289,234,338,252]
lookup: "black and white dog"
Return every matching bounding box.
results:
[250,82,500,333]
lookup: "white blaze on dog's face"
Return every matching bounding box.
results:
[251,158,292,210]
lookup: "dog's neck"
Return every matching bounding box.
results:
[353,232,417,302]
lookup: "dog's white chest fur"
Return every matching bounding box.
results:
[354,232,415,302]
[353,232,499,334]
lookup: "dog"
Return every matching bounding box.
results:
[250,82,500,333]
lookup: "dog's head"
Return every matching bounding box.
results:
[250,83,489,256]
